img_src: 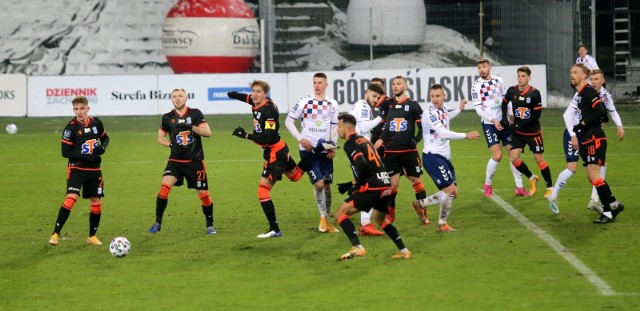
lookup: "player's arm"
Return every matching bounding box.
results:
[351,146,370,186]
[248,115,279,145]
[580,95,606,128]
[447,99,466,120]
[157,128,171,147]
[192,121,211,138]
[501,94,510,127]
[413,104,423,144]
[227,91,251,105]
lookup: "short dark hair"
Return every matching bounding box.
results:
[367,83,385,95]
[477,58,490,66]
[313,72,327,80]
[429,84,444,92]
[338,113,357,126]
[72,96,88,105]
[578,44,587,50]
[250,80,270,94]
[392,75,407,83]
[590,68,604,76]
[517,66,531,76]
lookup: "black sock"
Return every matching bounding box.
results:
[53,206,71,234]
[156,196,168,223]
[541,166,553,188]
[415,189,426,201]
[595,181,613,212]
[338,217,360,246]
[382,223,406,250]
[515,160,532,178]
[260,200,279,232]
[202,204,214,227]
[89,211,101,236]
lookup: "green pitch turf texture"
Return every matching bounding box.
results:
[1,107,639,310]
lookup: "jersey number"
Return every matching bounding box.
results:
[366,144,381,168]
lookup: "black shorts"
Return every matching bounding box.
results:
[163,160,208,190]
[262,142,297,181]
[579,133,607,167]
[383,150,423,177]
[66,168,104,199]
[511,132,545,154]
[345,188,393,213]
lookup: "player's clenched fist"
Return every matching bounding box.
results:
[232,126,247,139]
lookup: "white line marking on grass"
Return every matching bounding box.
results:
[0,159,262,166]
[490,193,618,296]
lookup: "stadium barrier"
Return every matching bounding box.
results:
[2,65,547,117]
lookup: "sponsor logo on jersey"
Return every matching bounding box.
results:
[176,131,194,145]
[389,118,408,132]
[81,139,98,154]
[265,120,276,130]
[515,107,531,119]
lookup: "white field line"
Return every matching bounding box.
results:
[490,192,640,296]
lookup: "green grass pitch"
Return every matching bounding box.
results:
[1,106,639,310]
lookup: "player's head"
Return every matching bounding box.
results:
[72,96,90,122]
[250,80,270,105]
[428,84,446,108]
[391,76,407,97]
[370,77,386,92]
[313,72,328,97]
[477,58,491,79]
[337,113,357,139]
[171,88,187,110]
[570,63,590,87]
[364,83,385,107]
[577,44,588,57]
[589,68,605,91]
[516,66,531,88]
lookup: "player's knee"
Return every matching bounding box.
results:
[257,182,272,202]
[513,159,522,167]
[62,195,77,210]
[158,183,172,199]
[287,167,303,182]
[90,201,102,214]
[199,191,213,206]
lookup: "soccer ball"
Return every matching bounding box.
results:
[5,123,17,134]
[109,237,131,258]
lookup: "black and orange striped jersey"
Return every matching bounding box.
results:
[160,107,207,161]
[379,97,423,151]
[571,83,606,137]
[229,93,282,147]
[502,85,542,134]
[61,116,108,169]
[343,131,391,189]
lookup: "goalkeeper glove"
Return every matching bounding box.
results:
[232,126,247,139]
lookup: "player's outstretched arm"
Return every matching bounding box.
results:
[227,91,251,104]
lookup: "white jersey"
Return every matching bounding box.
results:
[598,87,623,127]
[348,99,375,140]
[472,75,506,124]
[421,102,465,160]
[576,55,599,70]
[287,94,339,149]
[563,90,582,136]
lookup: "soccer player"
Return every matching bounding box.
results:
[148,88,216,235]
[472,58,526,197]
[420,84,479,232]
[502,66,553,197]
[553,63,624,223]
[576,44,599,70]
[346,82,386,236]
[227,80,309,238]
[369,77,389,159]
[373,76,428,224]
[335,113,412,260]
[48,96,109,246]
[548,68,625,214]
[285,72,340,233]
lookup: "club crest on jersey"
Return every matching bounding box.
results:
[81,139,99,154]
[526,97,531,103]
[404,105,409,112]
[389,118,408,132]
[515,107,531,119]
[256,112,261,119]
[92,126,98,134]
[175,131,194,145]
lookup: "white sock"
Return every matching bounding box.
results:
[551,168,575,200]
[510,161,524,188]
[438,194,454,225]
[423,191,442,206]
[591,166,607,202]
[360,210,372,226]
[314,189,327,218]
[485,158,499,184]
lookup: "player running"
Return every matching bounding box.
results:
[335,114,412,260]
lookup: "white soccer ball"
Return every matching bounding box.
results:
[5,123,17,134]
[109,237,131,258]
